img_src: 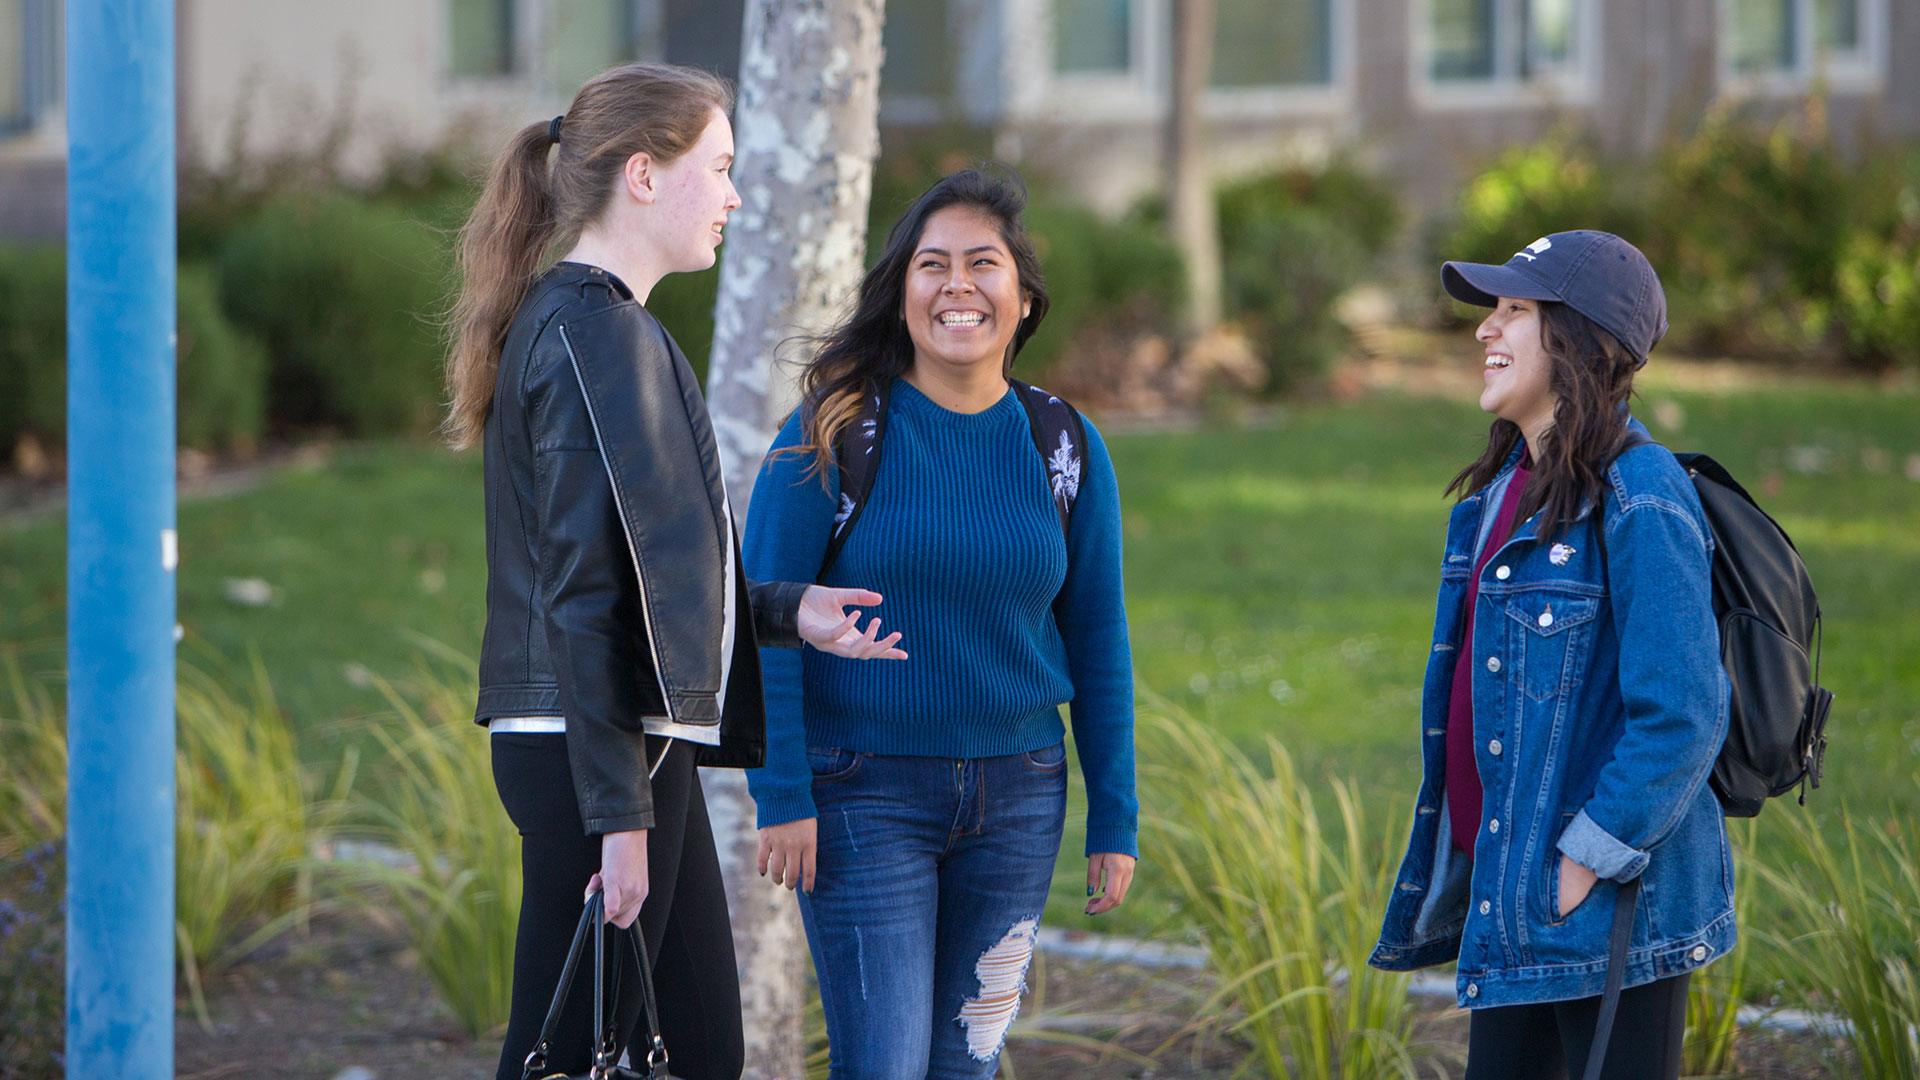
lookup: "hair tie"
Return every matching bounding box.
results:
[548,115,564,144]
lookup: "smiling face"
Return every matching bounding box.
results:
[644,107,741,273]
[1476,296,1559,441]
[902,206,1031,380]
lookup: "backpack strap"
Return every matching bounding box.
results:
[1010,379,1088,539]
[1580,877,1641,1080]
[814,380,890,580]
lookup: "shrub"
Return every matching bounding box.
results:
[177,263,268,452]
[0,250,276,461]
[1440,121,1919,368]
[1218,162,1401,390]
[1022,200,1185,378]
[0,246,66,459]
[1139,699,1424,1080]
[216,196,449,436]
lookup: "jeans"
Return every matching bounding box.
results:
[490,733,744,1080]
[799,742,1069,1080]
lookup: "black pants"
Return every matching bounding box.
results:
[491,733,744,1080]
[1465,972,1690,1080]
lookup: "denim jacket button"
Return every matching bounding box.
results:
[1538,610,1554,628]
[1691,945,1709,962]
[1479,900,1491,915]
[1488,818,1500,834]
[1495,565,1511,580]
[1466,983,1480,999]
[1488,738,1503,756]
[1486,656,1502,673]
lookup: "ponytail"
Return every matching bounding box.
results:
[442,63,733,449]
[444,121,558,449]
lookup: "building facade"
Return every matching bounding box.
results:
[1,0,1914,238]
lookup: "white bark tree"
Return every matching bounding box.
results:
[703,2,886,1077]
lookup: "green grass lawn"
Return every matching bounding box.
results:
[5,378,1918,938]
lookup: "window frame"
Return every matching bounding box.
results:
[1409,0,1601,111]
[1717,0,1885,97]
[1015,0,1350,124]
[441,0,665,96]
[2,0,62,140]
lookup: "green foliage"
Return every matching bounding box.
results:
[216,196,450,435]
[174,658,352,994]
[350,657,520,1038]
[1139,702,1425,1080]
[1218,162,1401,390]
[177,263,269,452]
[1022,201,1186,377]
[0,246,66,457]
[1682,817,1756,1078]
[647,264,721,384]
[0,249,277,459]
[1442,122,1920,368]
[0,843,64,1080]
[1754,807,1920,1079]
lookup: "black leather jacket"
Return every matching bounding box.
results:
[476,261,807,833]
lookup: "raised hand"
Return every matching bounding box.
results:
[797,586,908,660]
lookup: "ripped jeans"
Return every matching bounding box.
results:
[799,743,1068,1080]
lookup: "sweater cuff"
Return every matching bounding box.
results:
[1084,825,1139,861]
[1557,809,1648,882]
[752,788,819,830]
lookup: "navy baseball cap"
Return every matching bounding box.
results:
[1442,230,1669,366]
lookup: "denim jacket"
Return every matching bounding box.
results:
[1370,418,1735,1009]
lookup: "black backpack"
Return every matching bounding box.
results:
[813,378,1087,578]
[1614,431,1834,816]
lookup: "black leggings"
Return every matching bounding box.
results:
[490,733,744,1080]
[1465,972,1691,1080]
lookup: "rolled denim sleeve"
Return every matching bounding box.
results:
[1560,490,1729,882]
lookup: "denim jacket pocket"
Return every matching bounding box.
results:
[1505,593,1601,703]
[805,745,863,784]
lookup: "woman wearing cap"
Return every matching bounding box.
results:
[446,63,905,1080]
[1370,231,1734,1080]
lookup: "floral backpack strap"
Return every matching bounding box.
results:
[1010,379,1086,539]
[815,379,889,579]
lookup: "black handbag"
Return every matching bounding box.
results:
[520,890,673,1080]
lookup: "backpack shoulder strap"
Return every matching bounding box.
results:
[1011,379,1088,539]
[815,380,890,580]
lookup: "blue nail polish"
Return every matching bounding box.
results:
[1087,886,1095,897]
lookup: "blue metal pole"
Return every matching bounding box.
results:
[65,0,176,1075]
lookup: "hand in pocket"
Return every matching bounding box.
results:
[1557,855,1598,919]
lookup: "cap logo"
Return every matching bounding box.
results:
[1514,236,1554,262]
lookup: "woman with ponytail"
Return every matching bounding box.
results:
[1371,232,1734,1080]
[449,63,905,1080]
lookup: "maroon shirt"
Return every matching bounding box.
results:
[1447,461,1532,855]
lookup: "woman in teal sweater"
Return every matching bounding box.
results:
[743,170,1138,1078]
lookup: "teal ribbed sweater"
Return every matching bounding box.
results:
[742,379,1138,858]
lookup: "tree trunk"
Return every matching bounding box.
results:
[704,2,886,1077]
[1168,0,1221,335]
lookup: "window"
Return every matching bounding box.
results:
[1054,0,1131,74]
[449,0,515,79]
[545,0,653,93]
[882,0,951,98]
[1727,0,1876,80]
[1,0,59,135]
[1211,0,1333,88]
[1427,0,1584,85]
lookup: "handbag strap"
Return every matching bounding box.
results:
[519,890,673,1080]
[1580,876,1641,1080]
[521,892,601,1079]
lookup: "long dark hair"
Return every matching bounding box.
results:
[785,168,1051,480]
[1446,302,1641,538]
[443,63,732,448]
